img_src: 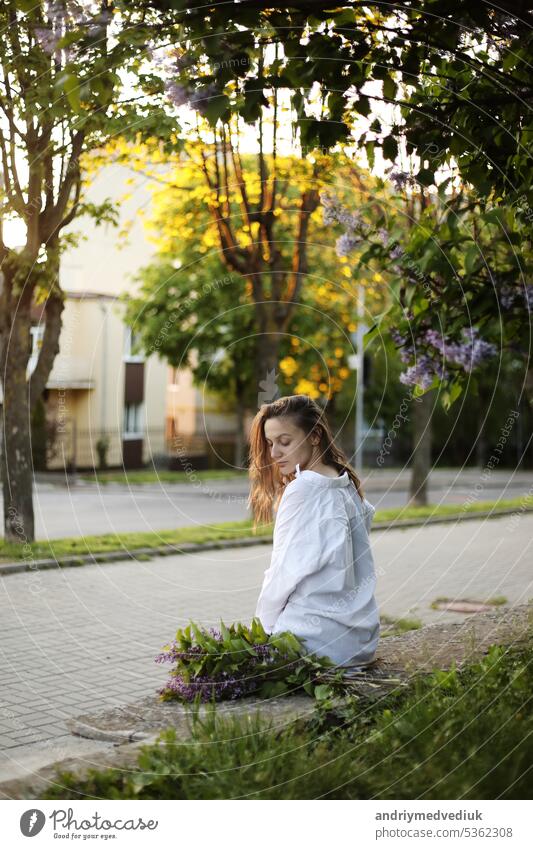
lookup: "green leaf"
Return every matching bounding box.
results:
[202,93,230,127]
[259,680,287,698]
[464,245,480,274]
[220,620,231,642]
[281,631,304,653]
[354,95,370,117]
[382,135,398,162]
[416,168,435,187]
[56,72,81,112]
[443,381,463,411]
[313,684,335,701]
[382,74,397,101]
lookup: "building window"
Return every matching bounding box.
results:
[123,326,144,362]
[123,402,144,438]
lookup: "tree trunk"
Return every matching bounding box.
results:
[256,329,283,408]
[234,396,247,469]
[0,258,64,544]
[408,389,434,507]
[526,364,533,414]
[1,304,35,543]
[232,368,248,468]
[475,383,488,467]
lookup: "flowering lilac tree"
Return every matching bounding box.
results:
[154,0,532,407]
[320,175,533,492]
[319,186,527,408]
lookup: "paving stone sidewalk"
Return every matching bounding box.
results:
[0,602,531,800]
[0,512,531,788]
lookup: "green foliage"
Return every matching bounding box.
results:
[156,617,343,703]
[43,639,533,799]
[122,149,386,408]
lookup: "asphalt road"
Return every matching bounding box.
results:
[3,467,532,540]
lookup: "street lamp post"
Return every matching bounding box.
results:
[348,281,367,471]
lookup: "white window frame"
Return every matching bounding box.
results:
[123,402,144,439]
[123,326,144,363]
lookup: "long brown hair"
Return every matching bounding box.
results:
[246,394,365,530]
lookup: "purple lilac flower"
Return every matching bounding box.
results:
[336,231,361,257]
[34,27,60,55]
[399,367,431,390]
[319,191,361,230]
[390,244,403,260]
[170,49,192,72]
[376,227,389,246]
[165,80,190,107]
[399,347,414,364]
[399,355,438,390]
[389,327,406,346]
[496,281,533,313]
[156,632,302,702]
[188,83,220,115]
[390,328,414,363]
[155,642,204,664]
[424,327,496,372]
[159,670,259,702]
[389,170,414,191]
[498,284,517,309]
[86,12,112,38]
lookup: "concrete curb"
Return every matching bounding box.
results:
[0,506,531,578]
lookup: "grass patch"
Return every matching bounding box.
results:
[42,639,533,800]
[1,496,531,563]
[375,494,533,522]
[380,614,423,636]
[431,596,509,610]
[80,469,249,485]
[0,520,273,563]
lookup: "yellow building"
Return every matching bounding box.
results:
[27,161,239,471]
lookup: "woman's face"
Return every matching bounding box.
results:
[263,416,317,476]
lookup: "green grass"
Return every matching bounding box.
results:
[380,614,423,635]
[375,494,533,522]
[431,596,509,610]
[0,520,273,563]
[1,496,531,563]
[80,469,249,484]
[487,596,509,606]
[41,638,533,800]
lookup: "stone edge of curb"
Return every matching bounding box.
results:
[1,506,531,578]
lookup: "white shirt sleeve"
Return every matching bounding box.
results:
[255,484,322,633]
[362,499,376,534]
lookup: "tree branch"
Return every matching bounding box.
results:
[29,289,64,413]
[285,187,320,307]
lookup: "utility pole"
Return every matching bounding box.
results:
[348,281,367,470]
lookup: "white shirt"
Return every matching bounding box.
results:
[255,462,380,667]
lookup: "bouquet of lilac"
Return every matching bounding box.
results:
[155,617,342,703]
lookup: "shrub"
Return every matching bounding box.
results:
[44,641,533,800]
